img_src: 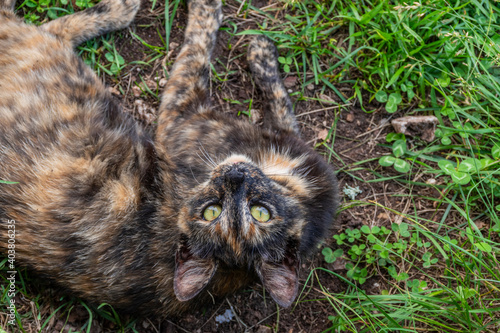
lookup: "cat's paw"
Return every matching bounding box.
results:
[187,0,223,28]
[248,35,280,81]
[188,0,222,10]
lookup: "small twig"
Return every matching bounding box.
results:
[296,104,350,117]
[164,320,190,333]
[226,299,248,330]
[354,120,391,139]
[199,302,225,329]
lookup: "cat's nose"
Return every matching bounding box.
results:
[225,167,245,185]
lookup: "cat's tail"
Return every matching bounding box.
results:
[247,35,299,135]
[0,0,15,11]
[41,0,140,47]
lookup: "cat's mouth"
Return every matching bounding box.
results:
[174,156,303,307]
[173,238,300,307]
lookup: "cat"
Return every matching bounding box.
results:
[0,0,339,317]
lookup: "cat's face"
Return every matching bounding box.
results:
[173,150,337,307]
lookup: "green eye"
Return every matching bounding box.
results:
[203,204,222,221]
[250,205,271,222]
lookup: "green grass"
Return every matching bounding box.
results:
[2,0,500,332]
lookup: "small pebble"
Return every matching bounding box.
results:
[215,309,234,324]
[132,86,142,97]
[144,80,156,90]
[108,86,120,95]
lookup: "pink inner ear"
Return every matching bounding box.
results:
[256,256,299,308]
[174,248,218,302]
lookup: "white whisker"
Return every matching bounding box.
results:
[196,142,218,169]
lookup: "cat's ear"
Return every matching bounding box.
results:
[256,251,300,308]
[174,244,218,301]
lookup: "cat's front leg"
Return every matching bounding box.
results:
[41,0,140,47]
[155,0,223,142]
[248,36,300,135]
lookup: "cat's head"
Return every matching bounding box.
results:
[172,140,338,308]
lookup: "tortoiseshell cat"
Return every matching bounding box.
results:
[0,0,338,317]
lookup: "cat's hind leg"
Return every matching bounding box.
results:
[41,0,140,47]
[247,36,299,135]
[0,0,16,11]
[156,0,223,140]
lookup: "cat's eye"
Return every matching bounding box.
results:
[250,205,271,222]
[203,204,222,221]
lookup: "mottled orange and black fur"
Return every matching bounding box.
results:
[0,0,338,317]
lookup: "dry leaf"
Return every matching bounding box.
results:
[284,76,298,88]
[317,128,329,141]
[319,94,335,103]
[377,213,389,219]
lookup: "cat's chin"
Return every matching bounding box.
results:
[173,237,300,307]
[220,154,253,165]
